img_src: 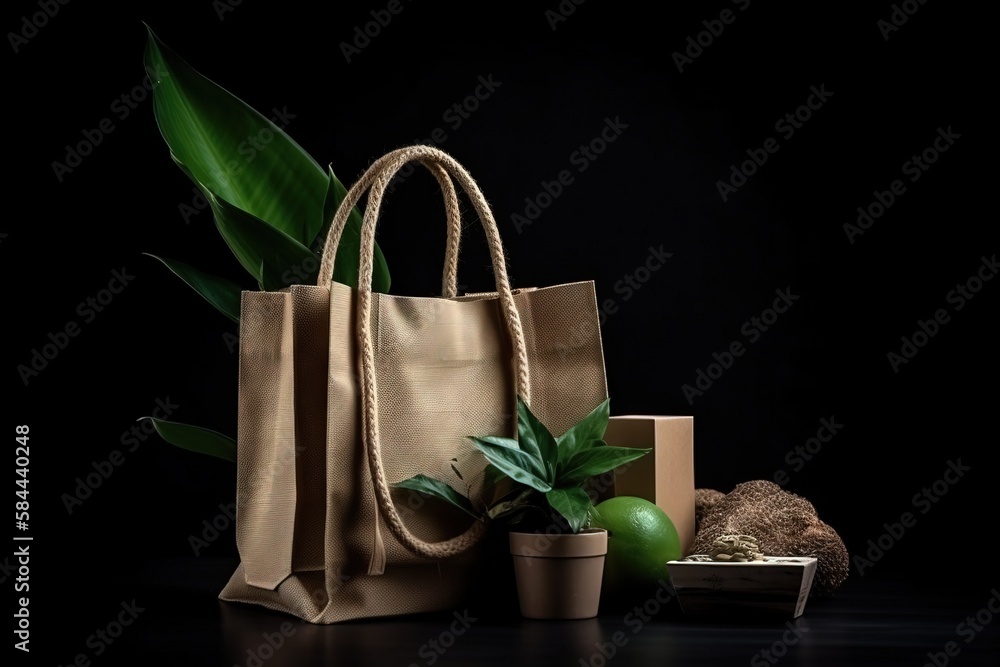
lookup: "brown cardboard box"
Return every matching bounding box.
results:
[602,416,695,555]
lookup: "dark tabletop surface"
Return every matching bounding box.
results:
[38,557,998,667]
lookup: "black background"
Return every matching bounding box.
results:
[6,0,996,664]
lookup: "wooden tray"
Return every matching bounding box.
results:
[666,556,817,618]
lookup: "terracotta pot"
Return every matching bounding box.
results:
[508,529,608,619]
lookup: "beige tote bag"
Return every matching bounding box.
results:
[219,145,609,623]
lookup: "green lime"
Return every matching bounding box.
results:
[593,496,682,596]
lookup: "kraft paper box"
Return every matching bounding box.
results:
[601,416,695,556]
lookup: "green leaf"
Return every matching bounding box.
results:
[471,435,548,482]
[146,418,236,462]
[145,254,242,323]
[471,434,520,450]
[556,398,610,472]
[559,444,651,487]
[206,189,318,290]
[486,488,535,520]
[545,487,593,534]
[517,397,558,482]
[168,158,313,288]
[320,166,391,292]
[145,27,390,292]
[481,462,515,507]
[145,25,326,246]
[392,474,479,519]
[468,436,552,493]
[483,463,507,488]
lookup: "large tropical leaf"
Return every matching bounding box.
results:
[144,26,389,291]
[146,418,236,463]
[205,188,318,291]
[145,253,241,322]
[145,25,325,245]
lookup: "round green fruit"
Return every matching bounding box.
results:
[593,496,682,597]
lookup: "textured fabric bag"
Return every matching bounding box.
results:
[219,145,608,623]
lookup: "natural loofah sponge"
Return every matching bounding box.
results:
[691,480,849,597]
[695,488,726,532]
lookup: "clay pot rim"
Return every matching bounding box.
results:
[508,528,608,559]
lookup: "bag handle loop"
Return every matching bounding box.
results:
[319,146,531,566]
[325,159,465,298]
[428,160,463,299]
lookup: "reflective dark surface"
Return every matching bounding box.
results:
[54,558,998,666]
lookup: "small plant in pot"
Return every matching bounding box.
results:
[394,397,650,619]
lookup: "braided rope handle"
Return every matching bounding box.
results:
[319,145,531,560]
[326,159,464,297]
[428,160,463,299]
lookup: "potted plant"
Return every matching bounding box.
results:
[393,397,650,619]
